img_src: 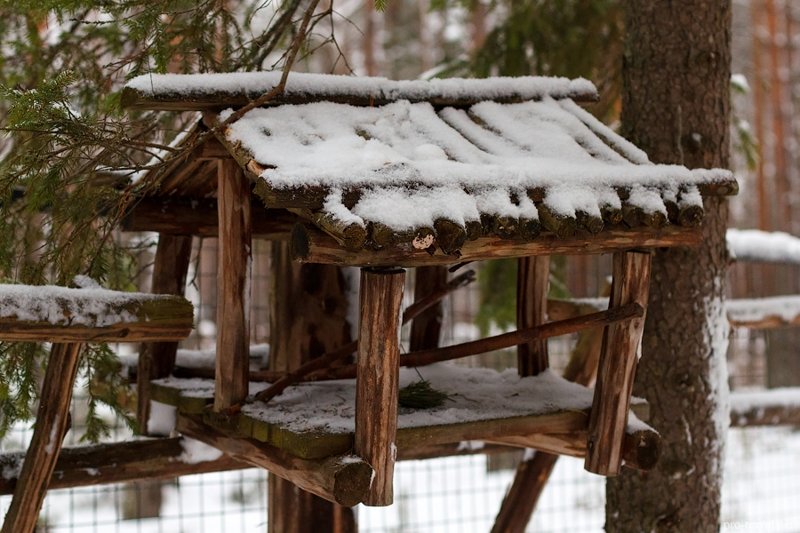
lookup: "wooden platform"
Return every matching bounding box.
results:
[152,363,652,462]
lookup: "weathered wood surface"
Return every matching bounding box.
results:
[517,256,550,376]
[491,452,558,533]
[177,415,372,507]
[122,196,296,239]
[121,86,600,113]
[0,437,248,495]
[214,158,251,411]
[0,294,193,343]
[2,343,83,533]
[410,266,448,351]
[585,251,652,475]
[252,269,475,402]
[355,268,405,506]
[138,234,193,434]
[292,223,703,267]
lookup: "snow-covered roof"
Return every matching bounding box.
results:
[122,72,738,257]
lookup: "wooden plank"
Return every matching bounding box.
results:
[214,158,252,412]
[177,415,372,507]
[138,234,193,434]
[0,293,193,343]
[585,251,652,475]
[355,268,405,506]
[409,266,448,351]
[1,343,83,533]
[292,223,703,267]
[0,437,248,495]
[517,256,550,376]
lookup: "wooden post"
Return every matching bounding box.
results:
[490,453,558,533]
[517,256,550,376]
[2,343,83,533]
[214,158,251,412]
[409,266,448,351]
[585,250,652,475]
[355,267,405,506]
[138,234,193,434]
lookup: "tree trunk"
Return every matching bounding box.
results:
[268,242,356,532]
[606,2,731,532]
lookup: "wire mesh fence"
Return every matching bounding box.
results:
[2,240,799,532]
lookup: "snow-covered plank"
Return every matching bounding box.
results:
[0,284,193,342]
[122,72,599,111]
[727,228,800,264]
[726,296,800,329]
[729,388,800,427]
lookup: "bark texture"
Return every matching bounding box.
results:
[606,2,731,532]
[268,242,355,532]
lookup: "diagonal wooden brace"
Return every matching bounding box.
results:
[585,250,652,475]
[2,343,83,533]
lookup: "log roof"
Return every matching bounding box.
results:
[121,72,738,259]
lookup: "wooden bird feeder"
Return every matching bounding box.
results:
[116,71,737,508]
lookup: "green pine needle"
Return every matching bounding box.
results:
[398,380,450,409]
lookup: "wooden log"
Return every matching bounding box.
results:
[517,256,550,376]
[289,208,367,251]
[138,234,193,435]
[621,204,644,227]
[120,83,600,112]
[601,204,624,226]
[0,292,193,343]
[493,216,519,239]
[2,343,83,533]
[317,302,644,380]
[491,452,558,533]
[176,415,372,507]
[518,217,542,240]
[585,251,652,475]
[214,158,251,411]
[538,204,577,238]
[367,221,397,249]
[121,196,296,239]
[291,223,703,267]
[576,210,605,235]
[489,426,660,471]
[410,266,448,351]
[433,218,467,255]
[411,226,436,250]
[0,437,248,495]
[465,219,483,241]
[355,267,405,506]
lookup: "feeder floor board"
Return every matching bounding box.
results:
[152,364,650,461]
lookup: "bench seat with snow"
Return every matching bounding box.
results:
[117,71,737,507]
[0,283,193,533]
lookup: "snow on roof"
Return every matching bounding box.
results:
[123,71,598,109]
[726,296,800,327]
[727,228,800,264]
[221,96,733,251]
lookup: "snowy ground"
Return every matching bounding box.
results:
[1,425,798,532]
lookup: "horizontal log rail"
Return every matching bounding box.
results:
[0,437,248,495]
[292,223,703,267]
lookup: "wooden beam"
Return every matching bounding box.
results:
[138,234,193,434]
[517,256,550,376]
[0,437,248,495]
[585,251,652,475]
[2,343,83,533]
[121,197,296,239]
[0,294,193,343]
[292,223,702,267]
[214,158,252,412]
[490,453,558,533]
[120,85,600,112]
[355,268,405,506]
[176,415,372,507]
